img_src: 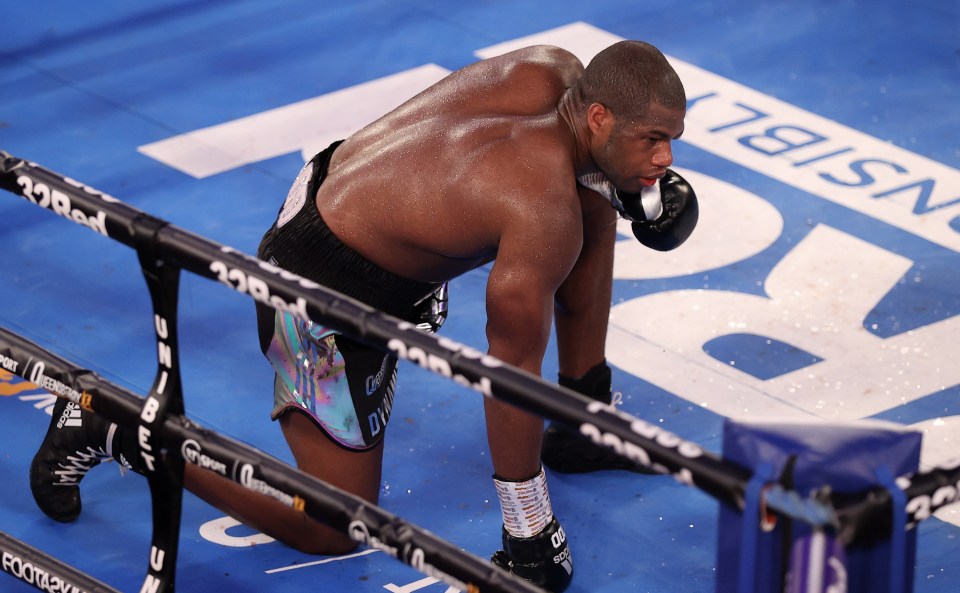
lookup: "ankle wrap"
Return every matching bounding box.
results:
[493,467,553,538]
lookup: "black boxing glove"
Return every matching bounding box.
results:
[559,361,612,404]
[541,362,657,474]
[576,168,698,251]
[622,168,698,251]
[491,517,573,593]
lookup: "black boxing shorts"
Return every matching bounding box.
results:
[255,141,441,450]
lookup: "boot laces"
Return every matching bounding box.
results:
[53,445,109,486]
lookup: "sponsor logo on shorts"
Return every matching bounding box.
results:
[365,356,390,396]
[367,369,397,439]
[277,161,312,228]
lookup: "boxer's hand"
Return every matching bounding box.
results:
[541,362,658,474]
[623,168,698,251]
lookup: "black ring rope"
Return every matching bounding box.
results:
[0,530,121,593]
[0,152,752,516]
[2,151,959,585]
[0,327,530,593]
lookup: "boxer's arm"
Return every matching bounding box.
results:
[553,186,618,379]
[485,213,582,375]
[483,187,582,592]
[542,188,658,475]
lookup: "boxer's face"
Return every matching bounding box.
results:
[589,101,685,194]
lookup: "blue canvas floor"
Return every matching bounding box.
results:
[1,1,959,592]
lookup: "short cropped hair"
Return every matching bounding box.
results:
[574,40,686,122]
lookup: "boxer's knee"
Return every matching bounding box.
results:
[289,524,361,556]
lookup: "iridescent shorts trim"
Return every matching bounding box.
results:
[266,311,397,450]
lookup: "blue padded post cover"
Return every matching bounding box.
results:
[715,418,921,593]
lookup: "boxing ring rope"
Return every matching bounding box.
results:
[0,326,533,593]
[2,151,959,591]
[0,530,121,593]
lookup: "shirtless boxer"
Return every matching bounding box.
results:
[30,40,695,592]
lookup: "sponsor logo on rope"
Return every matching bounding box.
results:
[137,313,176,473]
[237,463,305,512]
[14,175,108,237]
[347,521,401,559]
[181,439,228,476]
[28,361,83,401]
[140,545,167,593]
[387,328,499,397]
[1,551,85,593]
[347,521,478,593]
[897,458,960,529]
[210,247,311,321]
[0,353,19,373]
[579,400,703,485]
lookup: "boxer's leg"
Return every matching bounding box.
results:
[485,399,573,592]
[29,392,383,554]
[181,410,384,555]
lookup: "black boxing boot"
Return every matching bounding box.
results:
[541,362,658,474]
[30,396,139,522]
[492,517,573,593]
